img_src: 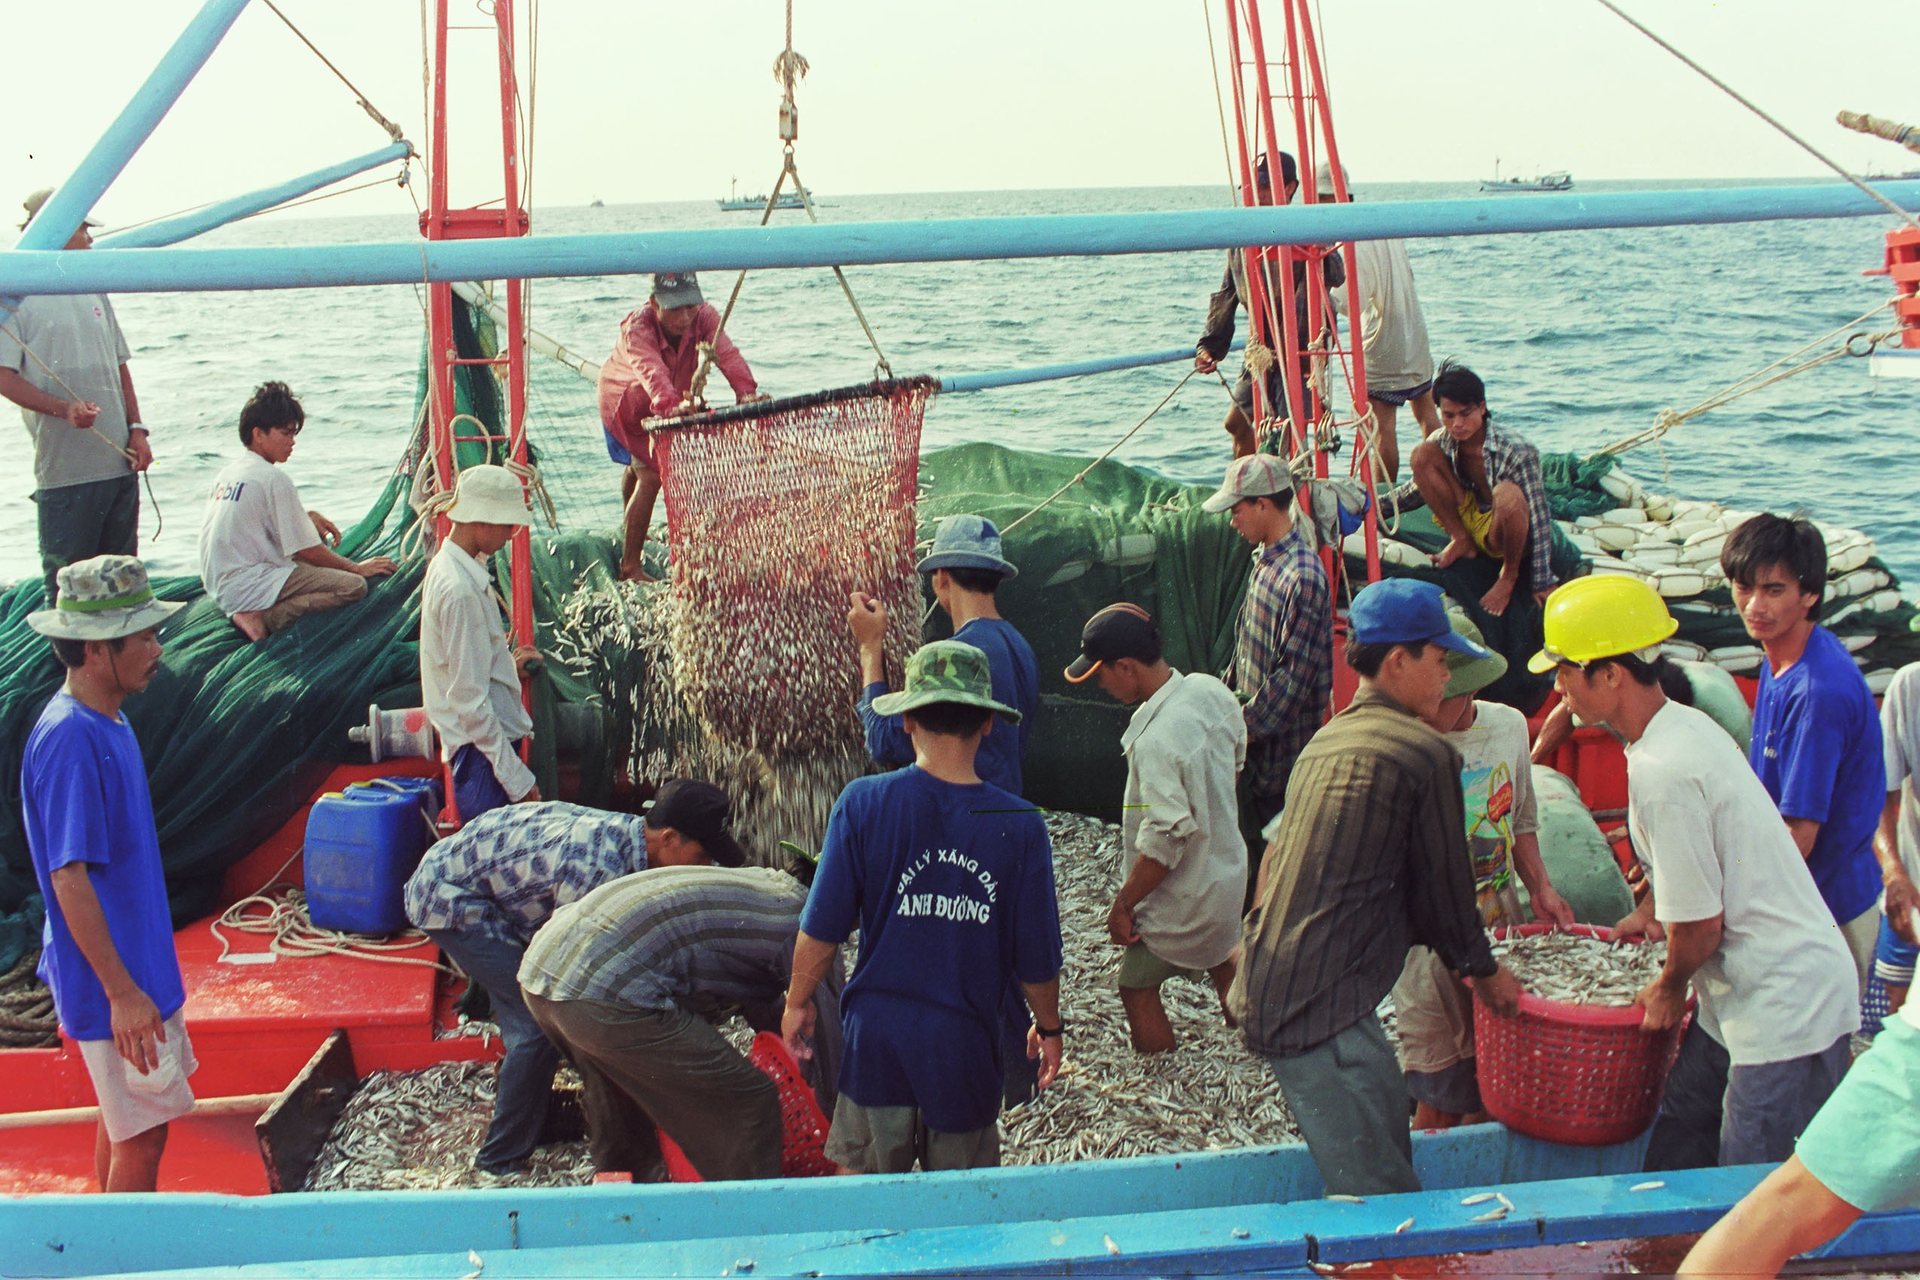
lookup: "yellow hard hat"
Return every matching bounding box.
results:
[1527,575,1679,673]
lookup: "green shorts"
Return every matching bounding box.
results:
[1117,941,1202,991]
[1796,1014,1920,1212]
[822,1094,1000,1173]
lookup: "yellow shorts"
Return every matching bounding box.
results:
[1456,496,1501,558]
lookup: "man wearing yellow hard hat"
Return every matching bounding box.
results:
[1531,576,1859,1173]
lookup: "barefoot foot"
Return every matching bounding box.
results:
[1480,576,1517,617]
[1432,537,1478,570]
[231,611,268,642]
[617,561,661,585]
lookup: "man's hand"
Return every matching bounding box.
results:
[111,987,166,1074]
[308,511,342,547]
[1105,897,1141,947]
[1027,1025,1063,1091]
[126,429,153,472]
[782,999,817,1061]
[1531,884,1577,930]
[1533,587,1554,608]
[1474,964,1524,1019]
[1193,351,1218,375]
[1635,975,1690,1032]
[63,399,101,430]
[356,556,399,579]
[847,591,888,650]
[742,392,771,405]
[1887,872,1920,947]
[513,643,542,676]
[516,783,542,804]
[1612,900,1666,943]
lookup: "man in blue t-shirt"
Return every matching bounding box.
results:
[1723,514,1885,989]
[848,511,1043,1104]
[782,639,1064,1172]
[20,554,187,1192]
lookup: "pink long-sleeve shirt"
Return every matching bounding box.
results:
[597,301,757,452]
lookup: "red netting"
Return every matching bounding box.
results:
[1473,924,1692,1147]
[655,1031,836,1183]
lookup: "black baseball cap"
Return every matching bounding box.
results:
[644,779,746,867]
[1064,603,1160,683]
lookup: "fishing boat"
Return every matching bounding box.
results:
[3,0,1920,1271]
[1479,160,1574,192]
[718,177,814,212]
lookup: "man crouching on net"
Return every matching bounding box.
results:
[597,271,769,583]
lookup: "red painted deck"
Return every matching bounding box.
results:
[0,761,500,1197]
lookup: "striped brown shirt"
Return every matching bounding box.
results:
[1234,688,1497,1057]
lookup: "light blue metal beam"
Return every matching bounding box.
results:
[3,180,1918,296]
[13,0,255,252]
[94,142,412,250]
[940,339,1246,393]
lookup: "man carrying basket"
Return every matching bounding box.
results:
[1533,576,1860,1171]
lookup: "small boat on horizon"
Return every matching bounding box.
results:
[717,176,817,211]
[1480,159,1573,192]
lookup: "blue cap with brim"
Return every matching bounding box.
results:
[1349,579,1494,660]
[915,513,1019,580]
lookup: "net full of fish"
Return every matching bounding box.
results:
[1490,930,1667,1007]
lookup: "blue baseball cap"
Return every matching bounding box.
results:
[915,514,1018,580]
[1349,579,1493,660]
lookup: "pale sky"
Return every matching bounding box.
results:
[9,0,1918,228]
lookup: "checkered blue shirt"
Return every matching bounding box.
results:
[1229,526,1333,799]
[403,801,647,942]
[1389,422,1557,592]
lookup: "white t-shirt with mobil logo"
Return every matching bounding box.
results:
[196,451,320,614]
[1626,700,1859,1065]
[0,294,134,491]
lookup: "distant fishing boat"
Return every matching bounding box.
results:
[1480,159,1573,192]
[718,176,815,211]
[588,197,604,208]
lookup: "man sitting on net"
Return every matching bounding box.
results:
[197,381,395,640]
[597,272,768,583]
[1390,360,1556,618]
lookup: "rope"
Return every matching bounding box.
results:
[1594,0,1920,236]
[207,844,454,972]
[1001,369,1202,536]
[1201,0,1239,198]
[1838,111,1920,159]
[1593,299,1900,457]
[0,949,58,1047]
[263,0,407,143]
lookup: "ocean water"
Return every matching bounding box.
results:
[17,180,1917,586]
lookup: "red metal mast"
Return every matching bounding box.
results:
[1221,0,1380,583]
[421,0,536,813]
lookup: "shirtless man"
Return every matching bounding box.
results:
[1392,360,1556,617]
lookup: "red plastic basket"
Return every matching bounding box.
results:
[1472,923,1691,1147]
[657,1031,835,1182]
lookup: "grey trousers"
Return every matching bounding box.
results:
[1262,1012,1421,1197]
[36,474,137,603]
[525,992,783,1183]
[1643,1019,1852,1171]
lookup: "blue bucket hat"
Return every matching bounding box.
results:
[1349,579,1493,660]
[915,514,1018,580]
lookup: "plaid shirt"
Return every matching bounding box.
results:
[1228,526,1333,798]
[1390,423,1557,592]
[404,801,647,942]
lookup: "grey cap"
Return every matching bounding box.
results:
[915,514,1018,580]
[652,271,704,309]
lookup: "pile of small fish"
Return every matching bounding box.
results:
[1490,929,1667,1007]
[1001,814,1302,1164]
[304,1060,594,1191]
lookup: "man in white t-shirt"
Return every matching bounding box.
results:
[1532,576,1859,1171]
[197,382,396,641]
[1870,662,1920,1016]
[1065,603,1247,1053]
[1318,163,1438,483]
[1394,610,1575,1127]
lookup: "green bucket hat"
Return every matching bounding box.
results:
[871,639,1022,722]
[1443,609,1508,699]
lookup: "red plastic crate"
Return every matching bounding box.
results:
[1474,924,1691,1147]
[658,1031,834,1182]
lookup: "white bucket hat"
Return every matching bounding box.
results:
[28,555,184,641]
[446,465,533,527]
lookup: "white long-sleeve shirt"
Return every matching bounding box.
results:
[420,540,536,801]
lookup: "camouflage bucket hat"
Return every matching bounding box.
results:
[871,639,1022,723]
[28,555,184,641]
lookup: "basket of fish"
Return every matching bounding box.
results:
[1472,924,1691,1147]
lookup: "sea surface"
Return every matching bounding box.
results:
[15,181,1918,586]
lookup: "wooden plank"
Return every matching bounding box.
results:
[0,1092,281,1130]
[255,1029,358,1194]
